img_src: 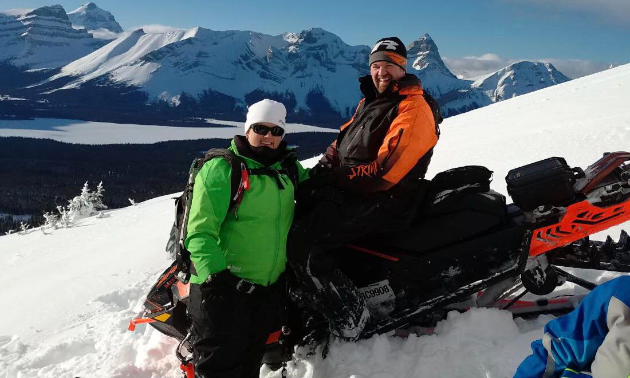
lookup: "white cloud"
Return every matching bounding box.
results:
[443,55,517,79]
[537,59,618,79]
[129,24,184,34]
[443,54,618,79]
[505,0,630,24]
[0,8,34,16]
[89,28,121,40]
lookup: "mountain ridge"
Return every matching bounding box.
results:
[0,3,572,125]
[0,5,106,69]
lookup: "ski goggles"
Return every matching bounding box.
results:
[251,124,285,137]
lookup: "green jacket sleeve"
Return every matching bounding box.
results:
[184,158,232,283]
[295,160,311,184]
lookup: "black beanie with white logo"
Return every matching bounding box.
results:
[369,37,407,71]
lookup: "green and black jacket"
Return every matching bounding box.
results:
[185,136,310,286]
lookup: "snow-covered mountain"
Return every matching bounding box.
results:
[406,35,571,117]
[438,61,570,117]
[407,34,469,98]
[42,27,369,121]
[32,28,569,124]
[472,61,569,101]
[0,3,572,124]
[2,62,629,378]
[0,5,106,69]
[67,2,123,39]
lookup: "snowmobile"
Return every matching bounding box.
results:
[129,151,630,376]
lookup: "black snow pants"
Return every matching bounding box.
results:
[187,271,284,378]
[287,183,425,339]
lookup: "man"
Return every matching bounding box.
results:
[514,275,630,378]
[289,37,441,340]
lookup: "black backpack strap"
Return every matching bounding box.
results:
[248,152,300,190]
[200,148,245,212]
[170,148,246,282]
[281,152,300,189]
[422,91,443,138]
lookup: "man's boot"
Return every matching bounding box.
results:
[295,311,329,358]
[310,268,370,341]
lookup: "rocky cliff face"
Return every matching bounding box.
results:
[0,5,106,69]
[67,2,124,38]
[407,34,469,98]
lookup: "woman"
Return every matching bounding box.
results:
[185,99,309,378]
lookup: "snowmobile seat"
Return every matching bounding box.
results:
[381,190,508,255]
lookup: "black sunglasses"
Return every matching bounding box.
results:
[251,123,285,137]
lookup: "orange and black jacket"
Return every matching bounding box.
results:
[323,74,440,192]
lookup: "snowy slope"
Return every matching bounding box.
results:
[1,62,630,378]
[439,61,571,117]
[0,5,105,69]
[67,2,123,39]
[428,63,630,190]
[47,28,204,89]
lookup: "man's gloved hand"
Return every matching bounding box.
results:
[319,140,339,168]
[302,163,337,196]
[295,163,338,217]
[309,162,333,180]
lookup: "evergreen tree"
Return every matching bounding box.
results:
[68,181,95,220]
[43,212,59,230]
[57,205,72,228]
[19,221,29,235]
[89,181,107,211]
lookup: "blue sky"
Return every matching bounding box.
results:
[4,0,630,77]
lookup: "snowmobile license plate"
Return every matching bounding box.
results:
[358,280,395,306]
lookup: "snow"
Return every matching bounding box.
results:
[269,309,537,378]
[1,63,630,377]
[0,118,336,144]
[38,26,367,117]
[0,9,34,16]
[87,28,121,40]
[47,29,186,90]
[0,95,26,101]
[0,5,103,69]
[35,28,568,120]
[429,63,630,195]
[470,62,569,102]
[67,2,123,35]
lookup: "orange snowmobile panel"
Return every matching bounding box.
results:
[530,199,630,257]
[128,317,155,331]
[175,281,190,299]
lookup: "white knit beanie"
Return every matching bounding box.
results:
[244,99,287,134]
